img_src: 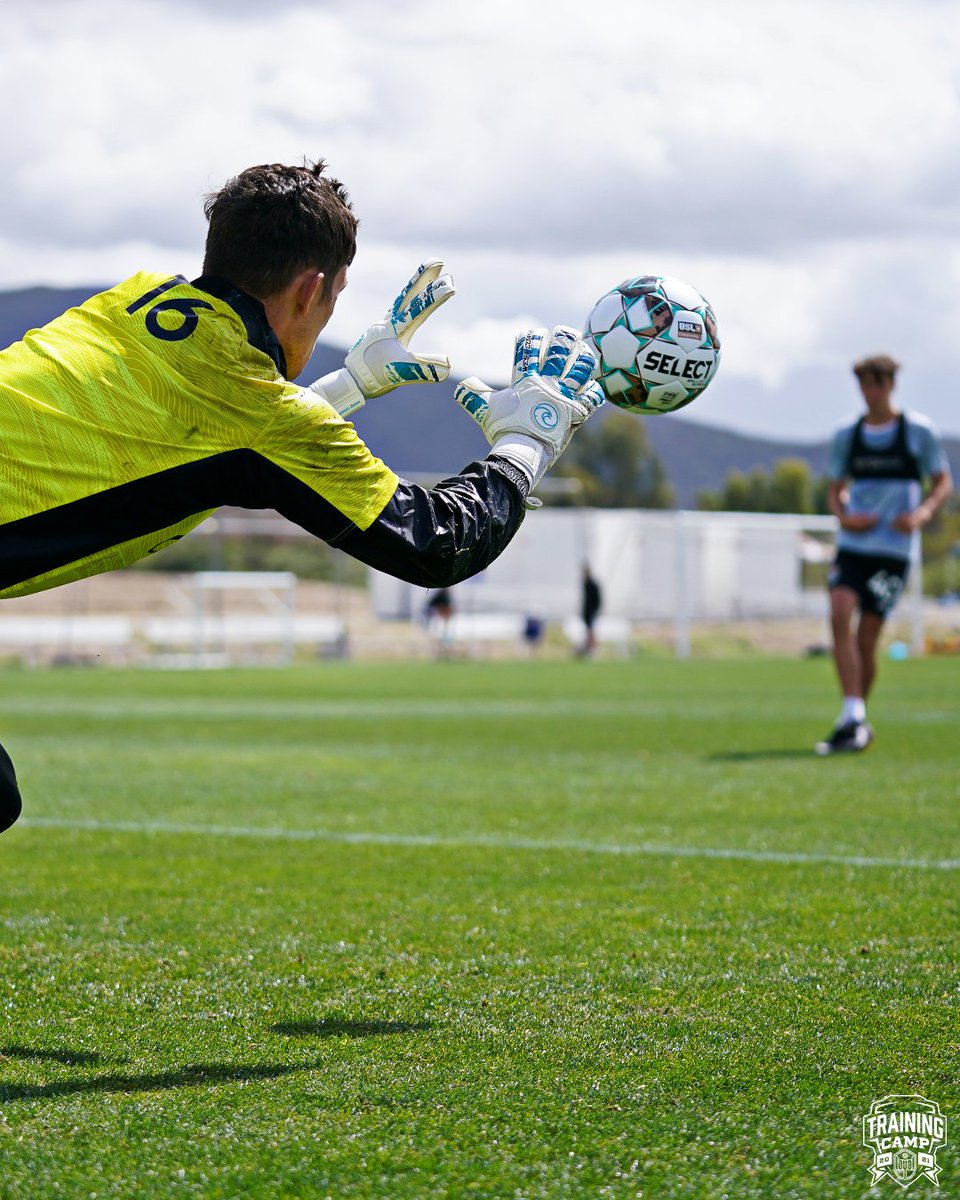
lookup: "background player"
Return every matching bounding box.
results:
[816,353,952,755]
[577,563,603,657]
[0,159,604,831]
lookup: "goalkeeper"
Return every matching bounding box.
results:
[0,159,603,833]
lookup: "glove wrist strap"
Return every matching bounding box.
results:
[308,368,366,417]
[490,433,552,489]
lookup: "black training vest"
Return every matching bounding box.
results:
[845,415,922,481]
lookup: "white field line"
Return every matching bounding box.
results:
[15,816,960,871]
[1,697,955,723]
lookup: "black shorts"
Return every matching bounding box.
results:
[828,549,910,619]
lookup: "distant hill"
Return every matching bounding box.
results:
[0,284,108,341]
[637,413,833,508]
[3,285,956,509]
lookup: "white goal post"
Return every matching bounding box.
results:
[168,570,298,666]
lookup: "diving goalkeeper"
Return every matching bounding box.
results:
[0,159,604,833]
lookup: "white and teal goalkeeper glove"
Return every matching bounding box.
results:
[308,259,455,417]
[455,326,605,489]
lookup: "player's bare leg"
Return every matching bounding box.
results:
[857,611,885,700]
[829,586,862,699]
[816,586,872,754]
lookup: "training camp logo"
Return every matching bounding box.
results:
[862,1094,947,1189]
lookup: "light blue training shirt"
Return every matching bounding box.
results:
[828,410,950,562]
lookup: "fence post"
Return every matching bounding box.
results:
[674,513,692,660]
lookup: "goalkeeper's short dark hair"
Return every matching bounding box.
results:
[202,159,358,299]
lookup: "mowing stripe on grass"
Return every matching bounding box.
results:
[15,816,960,871]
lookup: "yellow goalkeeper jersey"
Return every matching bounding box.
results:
[0,273,398,597]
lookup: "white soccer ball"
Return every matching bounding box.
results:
[584,275,721,414]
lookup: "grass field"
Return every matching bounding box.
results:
[0,656,957,1198]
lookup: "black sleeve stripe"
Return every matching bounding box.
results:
[0,450,277,591]
[0,450,256,590]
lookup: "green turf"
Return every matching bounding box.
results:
[0,657,957,1198]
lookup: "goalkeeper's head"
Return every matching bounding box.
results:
[202,159,358,303]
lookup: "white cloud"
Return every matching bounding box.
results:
[0,0,958,436]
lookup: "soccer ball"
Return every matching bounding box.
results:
[584,275,720,414]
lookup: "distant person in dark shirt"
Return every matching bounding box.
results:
[577,563,603,657]
[426,588,454,622]
[425,588,456,656]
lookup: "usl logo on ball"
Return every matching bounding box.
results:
[584,274,720,415]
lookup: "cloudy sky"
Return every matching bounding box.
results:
[2,0,958,440]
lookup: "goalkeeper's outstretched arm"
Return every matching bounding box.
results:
[254,451,531,589]
[257,325,602,589]
[333,458,531,587]
[249,256,534,587]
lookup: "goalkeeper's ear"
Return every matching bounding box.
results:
[298,269,325,313]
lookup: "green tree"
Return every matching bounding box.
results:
[553,412,674,508]
[768,458,814,514]
[695,487,721,511]
[698,458,822,514]
[919,495,960,596]
[724,470,751,509]
[696,468,757,512]
[745,467,770,512]
[811,473,832,515]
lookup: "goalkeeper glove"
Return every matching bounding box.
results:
[455,326,605,489]
[308,259,455,417]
